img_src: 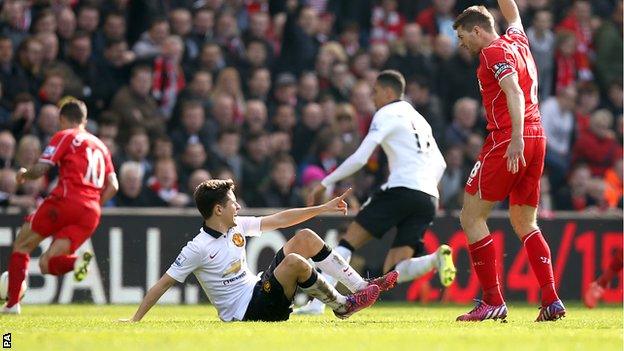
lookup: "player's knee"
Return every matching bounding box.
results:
[459,209,476,230]
[510,217,537,237]
[294,228,321,245]
[39,256,50,274]
[283,253,310,273]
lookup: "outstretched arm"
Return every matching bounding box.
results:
[497,0,523,30]
[121,274,177,322]
[261,189,351,231]
[16,162,52,184]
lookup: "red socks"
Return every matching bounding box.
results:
[522,230,559,306]
[469,235,504,306]
[7,252,29,307]
[48,255,77,276]
[597,249,623,288]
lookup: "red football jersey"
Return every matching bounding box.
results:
[39,128,115,202]
[477,26,541,132]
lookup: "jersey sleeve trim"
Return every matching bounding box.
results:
[37,158,55,165]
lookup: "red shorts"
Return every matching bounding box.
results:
[464,125,546,207]
[27,195,101,252]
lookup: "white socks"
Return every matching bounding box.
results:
[298,270,347,311]
[313,245,366,292]
[395,252,438,283]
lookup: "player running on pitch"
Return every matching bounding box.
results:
[122,180,395,322]
[453,0,565,322]
[2,98,118,314]
[304,70,456,314]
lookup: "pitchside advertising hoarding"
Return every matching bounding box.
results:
[0,209,622,304]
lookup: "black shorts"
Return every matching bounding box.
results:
[355,187,436,255]
[243,249,293,322]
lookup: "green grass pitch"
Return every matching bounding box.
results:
[1,303,621,351]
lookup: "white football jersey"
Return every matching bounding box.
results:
[166,216,262,322]
[368,100,446,197]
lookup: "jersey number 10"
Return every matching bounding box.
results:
[84,147,106,188]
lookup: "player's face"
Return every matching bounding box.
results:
[372,84,387,110]
[220,190,241,228]
[456,27,480,55]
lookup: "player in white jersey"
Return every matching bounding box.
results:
[304,70,457,314]
[122,179,398,322]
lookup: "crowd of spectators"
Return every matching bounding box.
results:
[0,0,621,215]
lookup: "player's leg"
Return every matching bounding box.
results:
[4,223,45,311]
[509,132,564,321]
[584,248,623,308]
[509,205,559,306]
[456,192,509,322]
[272,253,380,319]
[283,228,369,292]
[49,203,100,281]
[459,192,501,303]
[388,193,456,286]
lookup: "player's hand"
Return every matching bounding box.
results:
[322,188,351,215]
[307,184,326,206]
[15,167,27,185]
[504,136,526,174]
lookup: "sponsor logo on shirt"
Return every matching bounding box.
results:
[174,253,187,266]
[42,146,56,158]
[492,62,512,80]
[507,27,523,35]
[232,233,245,247]
[222,259,242,277]
[222,271,247,285]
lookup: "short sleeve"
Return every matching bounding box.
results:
[236,216,262,237]
[166,243,205,283]
[39,132,73,165]
[505,26,529,46]
[481,46,516,82]
[367,113,397,144]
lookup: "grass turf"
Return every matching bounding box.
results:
[0,303,621,351]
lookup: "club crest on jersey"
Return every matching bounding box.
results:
[232,233,245,247]
[262,280,271,293]
[42,145,56,157]
[492,62,512,79]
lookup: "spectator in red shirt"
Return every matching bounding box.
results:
[575,82,600,134]
[416,0,457,40]
[371,0,405,43]
[557,0,594,81]
[572,109,621,177]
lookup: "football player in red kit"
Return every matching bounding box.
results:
[2,98,118,314]
[453,0,565,322]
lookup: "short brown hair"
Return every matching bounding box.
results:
[377,70,405,96]
[453,6,495,33]
[59,97,87,123]
[194,179,235,219]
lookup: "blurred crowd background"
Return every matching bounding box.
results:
[0,0,621,216]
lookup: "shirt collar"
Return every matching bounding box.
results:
[202,224,225,239]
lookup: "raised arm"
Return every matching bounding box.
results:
[121,273,177,322]
[499,73,527,174]
[261,189,351,231]
[15,162,52,184]
[497,0,523,30]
